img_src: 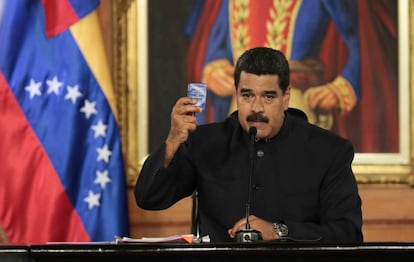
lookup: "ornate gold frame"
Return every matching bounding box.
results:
[113,0,414,186]
[353,0,413,186]
[112,0,148,186]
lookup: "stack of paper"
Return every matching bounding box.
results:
[115,234,196,244]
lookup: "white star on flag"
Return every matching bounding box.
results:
[24,79,42,99]
[94,170,111,189]
[96,144,112,163]
[65,85,83,104]
[80,99,98,119]
[91,120,107,138]
[46,75,63,95]
[84,190,101,210]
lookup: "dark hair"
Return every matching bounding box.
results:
[234,47,290,93]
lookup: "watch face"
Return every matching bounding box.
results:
[275,223,288,237]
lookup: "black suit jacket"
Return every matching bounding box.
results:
[135,111,363,242]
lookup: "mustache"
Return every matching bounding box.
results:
[246,113,269,123]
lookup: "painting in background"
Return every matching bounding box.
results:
[148,0,194,150]
[185,0,398,153]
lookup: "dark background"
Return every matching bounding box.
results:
[148,0,195,151]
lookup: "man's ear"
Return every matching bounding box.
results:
[283,86,291,110]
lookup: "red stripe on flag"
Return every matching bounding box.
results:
[41,0,80,38]
[0,72,90,244]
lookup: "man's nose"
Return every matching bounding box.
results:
[252,98,264,112]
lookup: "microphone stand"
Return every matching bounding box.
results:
[191,190,202,243]
[235,127,263,243]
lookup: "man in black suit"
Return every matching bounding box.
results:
[135,47,363,243]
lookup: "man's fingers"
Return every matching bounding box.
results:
[228,218,248,238]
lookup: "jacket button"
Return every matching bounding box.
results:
[256,150,264,158]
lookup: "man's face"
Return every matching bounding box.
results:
[237,71,290,139]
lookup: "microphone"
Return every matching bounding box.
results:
[235,127,263,243]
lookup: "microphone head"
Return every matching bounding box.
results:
[249,126,257,137]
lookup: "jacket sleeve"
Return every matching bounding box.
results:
[134,142,197,210]
[285,140,363,242]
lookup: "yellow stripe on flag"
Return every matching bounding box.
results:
[69,11,119,122]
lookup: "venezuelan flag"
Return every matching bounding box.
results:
[0,0,129,244]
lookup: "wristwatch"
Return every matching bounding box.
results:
[273,222,288,238]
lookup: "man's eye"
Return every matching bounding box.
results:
[264,95,275,100]
[242,93,253,98]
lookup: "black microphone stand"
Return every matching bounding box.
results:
[235,127,263,243]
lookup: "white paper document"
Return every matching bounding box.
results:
[115,234,196,243]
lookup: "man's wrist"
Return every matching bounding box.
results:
[163,139,180,167]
